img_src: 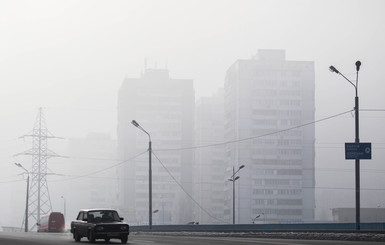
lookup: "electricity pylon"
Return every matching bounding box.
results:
[15,108,63,231]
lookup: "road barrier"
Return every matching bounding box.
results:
[131,222,385,232]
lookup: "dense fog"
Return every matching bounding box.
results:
[0,0,384,229]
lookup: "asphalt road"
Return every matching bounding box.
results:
[0,232,384,245]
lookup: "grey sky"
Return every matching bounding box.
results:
[1,0,385,226]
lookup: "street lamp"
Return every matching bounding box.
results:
[329,61,362,230]
[131,120,152,229]
[252,212,265,224]
[228,164,245,224]
[14,163,29,232]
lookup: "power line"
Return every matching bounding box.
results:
[155,109,354,152]
[305,186,385,191]
[315,168,385,174]
[360,109,385,112]
[51,150,148,182]
[0,179,24,184]
[39,168,385,193]
[63,156,124,162]
[42,173,385,191]
[152,151,228,224]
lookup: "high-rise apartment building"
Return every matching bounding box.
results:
[117,69,194,225]
[224,50,315,224]
[193,89,226,224]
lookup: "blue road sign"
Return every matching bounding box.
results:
[345,142,372,160]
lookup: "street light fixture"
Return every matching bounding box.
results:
[228,164,245,224]
[131,120,153,229]
[329,61,361,230]
[252,212,265,224]
[14,162,29,232]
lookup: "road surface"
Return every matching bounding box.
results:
[0,232,384,245]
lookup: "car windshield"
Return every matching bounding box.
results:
[87,210,121,223]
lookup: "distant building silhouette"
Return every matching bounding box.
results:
[65,133,118,219]
[117,51,315,225]
[117,69,194,225]
[224,50,315,223]
[193,89,226,224]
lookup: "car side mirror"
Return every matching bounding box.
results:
[82,218,88,222]
[120,218,124,221]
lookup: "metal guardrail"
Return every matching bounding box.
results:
[131,223,385,232]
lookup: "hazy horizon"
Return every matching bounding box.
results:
[1,0,385,228]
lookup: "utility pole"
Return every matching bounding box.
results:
[329,61,365,230]
[15,108,63,231]
[228,165,245,224]
[14,163,29,232]
[131,120,152,229]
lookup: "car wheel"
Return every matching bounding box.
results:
[121,235,128,244]
[88,231,96,243]
[74,230,81,242]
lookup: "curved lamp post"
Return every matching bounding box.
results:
[228,164,245,224]
[329,61,361,230]
[252,212,265,224]
[131,120,152,229]
[15,162,29,232]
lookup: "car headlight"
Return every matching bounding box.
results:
[96,226,104,231]
[120,226,128,231]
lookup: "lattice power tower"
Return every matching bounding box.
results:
[17,108,62,231]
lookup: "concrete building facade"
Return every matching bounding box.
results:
[61,133,118,225]
[224,50,315,224]
[193,89,226,224]
[117,69,194,225]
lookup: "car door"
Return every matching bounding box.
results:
[77,212,88,236]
